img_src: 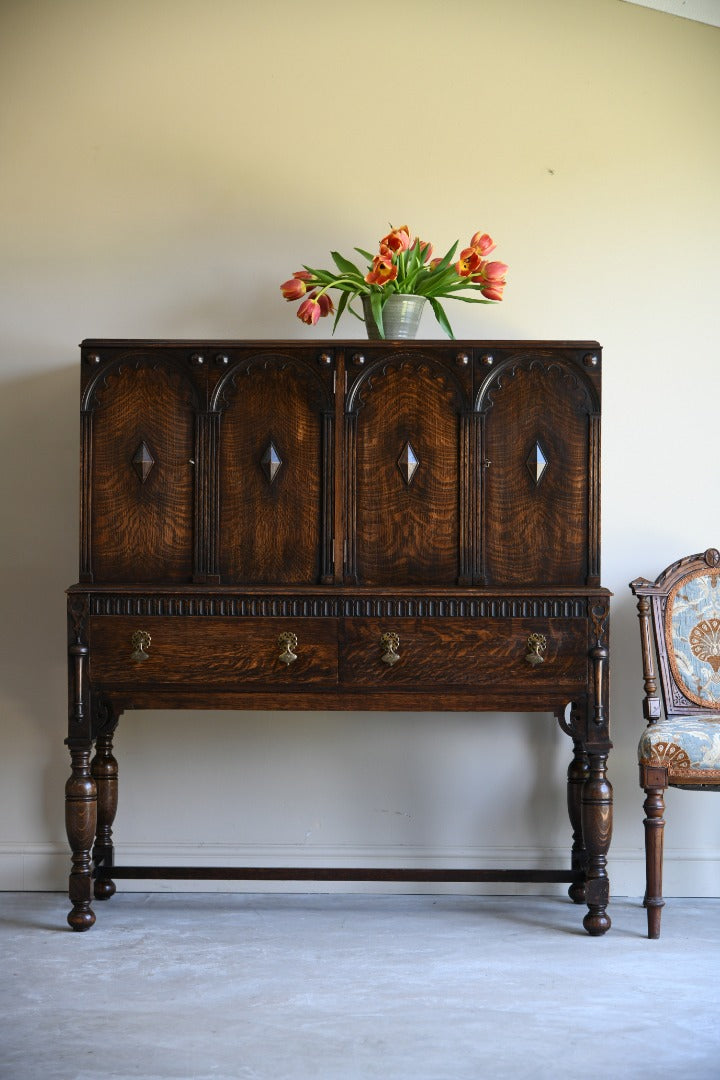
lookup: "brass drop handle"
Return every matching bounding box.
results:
[277,631,298,666]
[525,633,547,667]
[380,631,401,666]
[131,630,151,662]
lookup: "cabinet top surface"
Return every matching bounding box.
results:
[80,338,601,350]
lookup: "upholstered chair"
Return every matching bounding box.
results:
[630,548,720,938]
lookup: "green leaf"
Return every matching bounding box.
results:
[346,299,365,322]
[332,290,350,335]
[330,251,363,278]
[432,240,459,274]
[370,290,385,338]
[445,294,492,304]
[308,268,339,285]
[354,246,375,263]
[427,298,455,339]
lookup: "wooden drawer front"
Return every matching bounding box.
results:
[340,618,588,689]
[88,617,339,688]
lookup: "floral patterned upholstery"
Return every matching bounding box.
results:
[636,565,720,783]
[638,714,720,782]
[666,568,720,708]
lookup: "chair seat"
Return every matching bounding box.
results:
[639,715,720,782]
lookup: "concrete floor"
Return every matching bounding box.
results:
[1,892,719,1080]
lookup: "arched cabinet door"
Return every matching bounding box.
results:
[214,350,334,585]
[82,355,197,584]
[345,348,473,587]
[476,350,600,587]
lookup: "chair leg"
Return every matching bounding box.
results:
[643,785,666,938]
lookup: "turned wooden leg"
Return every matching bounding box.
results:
[567,737,589,904]
[91,731,118,900]
[65,745,97,931]
[643,785,666,939]
[581,751,613,935]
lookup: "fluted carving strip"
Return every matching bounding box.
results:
[86,594,588,619]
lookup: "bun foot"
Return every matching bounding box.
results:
[568,881,586,904]
[94,877,116,901]
[583,909,611,936]
[67,904,95,931]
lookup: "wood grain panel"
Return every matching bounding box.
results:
[90,364,195,582]
[482,362,589,586]
[218,363,325,584]
[353,361,461,585]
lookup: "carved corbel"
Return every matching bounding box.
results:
[67,598,91,745]
[589,603,609,731]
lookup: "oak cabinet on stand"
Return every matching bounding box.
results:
[66,339,612,934]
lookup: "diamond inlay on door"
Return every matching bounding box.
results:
[131,441,155,483]
[260,441,283,484]
[397,441,419,485]
[525,440,548,485]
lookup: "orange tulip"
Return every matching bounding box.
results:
[365,252,398,286]
[379,225,411,254]
[457,247,482,277]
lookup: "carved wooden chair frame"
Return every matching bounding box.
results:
[630,547,720,938]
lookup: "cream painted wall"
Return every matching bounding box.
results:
[1,0,719,900]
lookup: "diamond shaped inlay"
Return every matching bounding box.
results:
[397,441,420,485]
[526,440,549,485]
[131,441,155,483]
[260,441,283,484]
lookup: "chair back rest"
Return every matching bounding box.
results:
[631,549,720,718]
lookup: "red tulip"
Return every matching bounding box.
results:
[470,259,507,300]
[480,282,505,300]
[281,277,307,301]
[418,239,433,262]
[470,232,496,256]
[316,292,334,317]
[297,295,322,325]
[484,260,508,280]
[294,270,314,281]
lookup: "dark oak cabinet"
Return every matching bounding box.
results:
[66,339,612,933]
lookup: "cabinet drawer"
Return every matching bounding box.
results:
[88,617,339,688]
[340,618,588,689]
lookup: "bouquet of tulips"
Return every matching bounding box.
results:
[280,224,508,339]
